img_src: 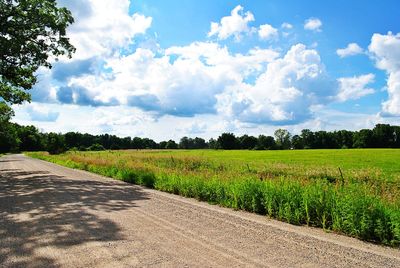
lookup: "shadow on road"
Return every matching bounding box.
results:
[0,159,21,163]
[0,168,149,267]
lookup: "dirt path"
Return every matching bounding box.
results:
[0,154,399,267]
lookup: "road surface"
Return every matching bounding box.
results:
[0,154,399,267]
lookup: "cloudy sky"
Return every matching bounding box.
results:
[12,0,400,141]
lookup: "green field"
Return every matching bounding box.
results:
[27,149,400,246]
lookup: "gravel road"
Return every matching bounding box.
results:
[0,154,399,267]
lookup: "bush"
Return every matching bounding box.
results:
[87,143,105,151]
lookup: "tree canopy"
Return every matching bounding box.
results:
[1,123,400,154]
[0,0,75,115]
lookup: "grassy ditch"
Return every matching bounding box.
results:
[27,150,400,246]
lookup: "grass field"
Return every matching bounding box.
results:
[27,149,400,246]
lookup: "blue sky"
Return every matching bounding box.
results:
[13,0,400,140]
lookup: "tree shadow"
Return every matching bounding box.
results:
[0,159,21,163]
[0,168,150,267]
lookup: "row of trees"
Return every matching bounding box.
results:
[1,122,399,154]
[214,124,400,150]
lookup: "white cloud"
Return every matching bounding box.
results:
[165,42,279,77]
[218,44,336,124]
[25,103,60,122]
[304,18,322,32]
[208,5,255,40]
[59,0,152,60]
[336,74,375,102]
[31,67,58,103]
[54,42,272,117]
[180,122,208,135]
[296,108,380,132]
[369,32,400,116]
[99,42,279,117]
[30,0,154,108]
[281,22,293,29]
[369,32,400,72]
[45,40,344,126]
[281,23,293,38]
[336,43,363,58]
[107,47,233,116]
[258,24,278,40]
[14,103,157,137]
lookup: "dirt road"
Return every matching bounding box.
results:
[0,154,399,267]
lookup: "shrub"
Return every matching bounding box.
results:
[87,143,105,151]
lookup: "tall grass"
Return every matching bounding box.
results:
[27,150,400,246]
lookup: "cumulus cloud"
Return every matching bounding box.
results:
[369,32,400,116]
[37,36,347,125]
[258,24,278,40]
[28,0,153,107]
[336,43,364,58]
[92,107,151,134]
[56,85,119,107]
[58,0,152,60]
[109,47,229,116]
[31,68,58,103]
[369,32,400,72]
[281,22,293,38]
[50,41,279,118]
[304,18,322,32]
[181,122,208,135]
[281,22,293,29]
[52,57,97,82]
[102,43,278,117]
[208,5,255,40]
[26,104,60,122]
[219,44,336,124]
[165,42,279,77]
[336,74,375,102]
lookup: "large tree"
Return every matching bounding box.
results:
[257,135,275,150]
[239,134,258,149]
[0,0,75,116]
[274,129,291,149]
[217,133,239,150]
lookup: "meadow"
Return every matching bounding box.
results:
[27,149,400,246]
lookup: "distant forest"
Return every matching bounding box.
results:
[1,123,400,154]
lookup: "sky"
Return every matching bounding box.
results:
[12,0,400,141]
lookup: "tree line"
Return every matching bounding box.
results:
[1,121,399,154]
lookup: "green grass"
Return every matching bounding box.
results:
[27,149,400,246]
[158,149,400,177]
